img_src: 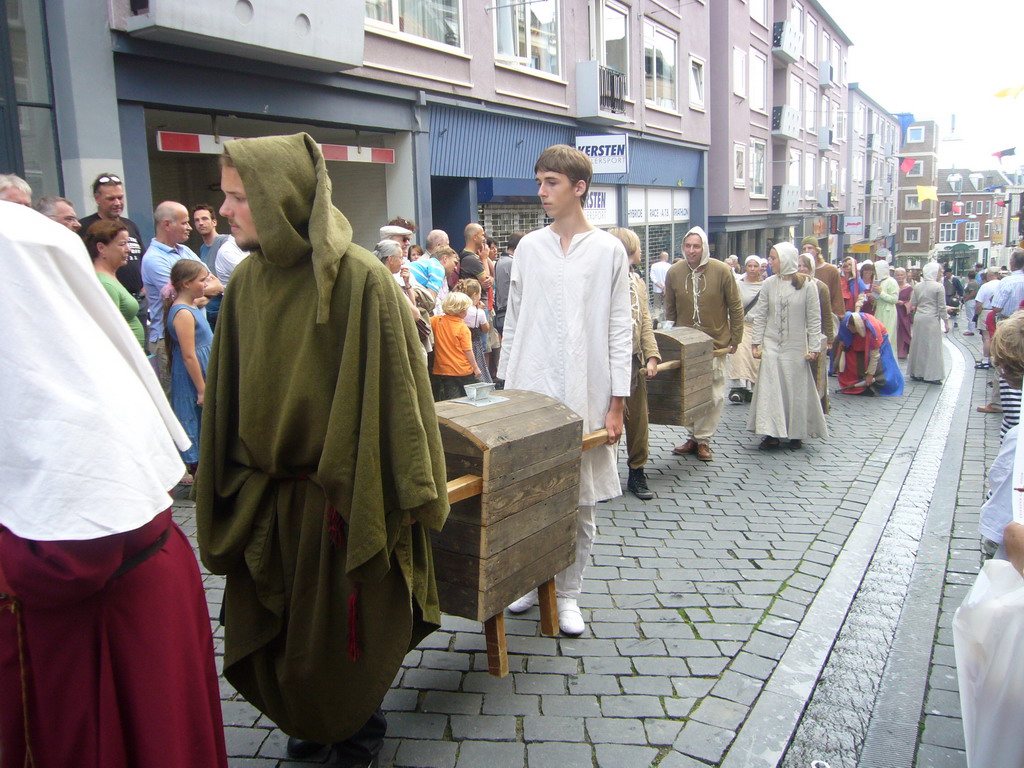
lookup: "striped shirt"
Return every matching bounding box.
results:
[408,256,445,294]
[999,378,1021,438]
[992,271,1024,319]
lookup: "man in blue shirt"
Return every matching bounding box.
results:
[141,200,222,392]
[408,229,448,294]
[991,249,1024,321]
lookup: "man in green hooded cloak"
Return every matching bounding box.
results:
[194,133,449,767]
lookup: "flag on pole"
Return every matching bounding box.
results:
[995,85,1024,99]
[996,200,1007,208]
[917,186,938,203]
[952,202,963,215]
[900,157,917,174]
[993,147,1017,161]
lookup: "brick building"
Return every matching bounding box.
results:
[894,120,940,267]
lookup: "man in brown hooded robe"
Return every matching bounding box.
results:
[194,134,449,767]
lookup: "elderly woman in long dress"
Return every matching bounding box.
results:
[894,267,913,359]
[798,251,835,414]
[727,255,764,403]
[748,243,828,450]
[907,261,948,383]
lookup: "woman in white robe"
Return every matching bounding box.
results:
[747,243,829,449]
[907,261,948,383]
[727,255,763,402]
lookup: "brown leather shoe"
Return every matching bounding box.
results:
[696,444,713,461]
[672,439,698,456]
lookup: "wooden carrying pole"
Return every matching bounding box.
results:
[442,428,610,676]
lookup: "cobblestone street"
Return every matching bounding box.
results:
[174,332,994,768]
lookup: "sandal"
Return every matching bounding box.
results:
[975,361,991,369]
[178,472,195,486]
[976,404,1003,413]
[758,436,781,450]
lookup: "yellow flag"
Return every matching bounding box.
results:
[917,185,938,203]
[995,85,1024,99]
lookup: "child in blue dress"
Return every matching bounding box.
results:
[163,259,213,482]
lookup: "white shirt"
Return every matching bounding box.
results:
[981,426,1018,544]
[214,235,249,286]
[650,260,671,294]
[498,226,632,505]
[976,278,1000,311]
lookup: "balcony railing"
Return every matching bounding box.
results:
[599,66,626,115]
[771,105,801,141]
[576,60,629,123]
[772,184,800,213]
[817,129,834,151]
[818,61,834,89]
[772,21,802,64]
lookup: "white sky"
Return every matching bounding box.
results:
[825,0,1024,174]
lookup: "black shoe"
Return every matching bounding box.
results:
[758,436,781,450]
[789,439,803,449]
[627,467,655,500]
[287,737,327,759]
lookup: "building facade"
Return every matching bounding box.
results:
[935,168,1010,273]
[706,0,851,262]
[842,84,898,260]
[2,0,712,279]
[894,119,940,267]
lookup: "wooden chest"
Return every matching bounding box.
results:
[646,326,716,426]
[432,390,582,622]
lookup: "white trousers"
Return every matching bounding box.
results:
[555,505,596,599]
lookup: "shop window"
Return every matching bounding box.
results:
[644,20,677,110]
[495,0,560,76]
[366,0,463,49]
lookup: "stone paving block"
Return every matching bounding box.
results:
[454,741,525,768]
[421,691,483,715]
[663,638,721,657]
[254,729,301,760]
[420,650,472,671]
[526,656,580,675]
[505,636,559,656]
[224,726,268,757]
[402,668,463,691]
[481,694,539,716]
[449,715,517,741]
[686,656,730,676]
[419,631,454,650]
[590,622,640,639]
[633,657,689,676]
[599,694,665,718]
[915,743,969,768]
[382,687,419,712]
[655,750,713,768]
[582,656,633,675]
[226,759,276,768]
[613,594,664,609]
[559,638,621,657]
[690,695,749,731]
[541,694,602,717]
[585,716,647,744]
[729,651,777,681]
[708,607,763,624]
[743,629,790,660]
[768,599,807,622]
[523,715,586,743]
[696,623,754,641]
[385,713,448,740]
[462,672,515,695]
[221,699,263,727]
[620,675,674,696]
[526,742,593,768]
[615,638,668,656]
[925,688,962,718]
[393,739,458,768]
[568,673,622,695]
[514,671,568,695]
[645,718,684,746]
[674,719,736,763]
[452,633,487,653]
[922,714,967,750]
[594,744,660,768]
[640,622,696,639]
[929,664,960,693]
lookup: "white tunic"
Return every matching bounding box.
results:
[746,275,828,440]
[497,226,632,505]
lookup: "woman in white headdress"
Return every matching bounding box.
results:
[872,258,900,351]
[748,243,828,449]
[907,261,948,383]
[727,255,764,402]
[0,202,227,768]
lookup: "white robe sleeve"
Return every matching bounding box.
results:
[608,246,633,398]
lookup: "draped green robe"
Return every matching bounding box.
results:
[193,134,448,743]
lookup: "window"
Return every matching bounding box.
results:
[805,84,817,133]
[495,0,559,75]
[805,151,816,199]
[789,3,804,58]
[822,32,830,64]
[805,16,817,62]
[367,0,462,48]
[733,143,746,188]
[837,106,846,141]
[855,104,865,135]
[749,0,767,27]
[907,125,924,143]
[986,200,992,214]
[985,222,992,238]
[939,200,951,215]
[732,47,746,98]
[644,20,677,110]
[905,193,920,211]
[905,227,921,243]
[749,49,767,113]
[965,222,980,241]
[788,148,801,187]
[599,0,629,84]
[939,222,956,242]
[908,160,923,177]
[689,55,705,110]
[749,139,767,197]
[853,151,864,183]
[789,73,802,111]
[966,201,974,215]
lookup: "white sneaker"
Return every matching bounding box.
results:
[557,597,585,636]
[507,591,539,614]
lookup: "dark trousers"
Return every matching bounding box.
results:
[334,709,387,765]
[434,373,477,402]
[623,357,650,469]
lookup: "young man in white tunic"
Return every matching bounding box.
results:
[499,145,632,636]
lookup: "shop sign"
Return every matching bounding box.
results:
[646,189,672,223]
[575,134,628,174]
[673,189,691,220]
[627,187,646,224]
[583,185,618,227]
[844,215,864,237]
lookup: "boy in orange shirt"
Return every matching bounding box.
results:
[430,291,481,400]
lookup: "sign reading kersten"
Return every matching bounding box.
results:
[575,134,628,175]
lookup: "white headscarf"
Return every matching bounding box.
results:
[774,242,799,276]
[923,261,941,282]
[681,226,712,327]
[874,260,890,280]
[745,255,761,266]
[0,202,189,540]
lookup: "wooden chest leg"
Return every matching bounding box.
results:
[538,578,558,637]
[484,613,509,677]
